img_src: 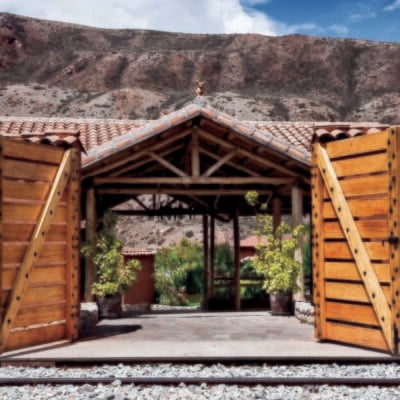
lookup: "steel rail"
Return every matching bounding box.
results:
[0,376,400,387]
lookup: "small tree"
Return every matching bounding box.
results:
[82,211,141,298]
[246,191,305,294]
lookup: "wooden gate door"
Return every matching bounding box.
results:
[0,138,80,353]
[312,127,400,353]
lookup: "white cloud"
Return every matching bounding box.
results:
[328,24,349,35]
[0,0,281,35]
[384,0,400,11]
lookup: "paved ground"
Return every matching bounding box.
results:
[1,310,391,360]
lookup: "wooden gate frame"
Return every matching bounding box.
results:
[312,126,400,353]
[0,136,81,353]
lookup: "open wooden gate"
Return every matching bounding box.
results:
[312,126,400,353]
[0,136,81,353]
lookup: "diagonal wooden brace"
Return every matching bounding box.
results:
[1,149,73,350]
[315,144,393,351]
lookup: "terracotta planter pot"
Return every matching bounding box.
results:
[97,294,122,319]
[269,292,293,315]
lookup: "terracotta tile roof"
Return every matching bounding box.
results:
[0,116,147,151]
[122,247,156,257]
[312,122,389,143]
[0,104,388,168]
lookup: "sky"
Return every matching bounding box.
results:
[1,0,399,42]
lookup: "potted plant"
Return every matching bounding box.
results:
[82,211,141,318]
[246,191,305,315]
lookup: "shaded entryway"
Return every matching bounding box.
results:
[81,102,311,309]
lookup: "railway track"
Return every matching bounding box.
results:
[0,375,400,387]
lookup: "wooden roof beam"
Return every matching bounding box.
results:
[94,176,294,185]
[82,127,193,178]
[98,188,273,196]
[148,151,188,178]
[198,128,305,179]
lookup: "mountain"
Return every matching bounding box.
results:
[1,12,399,124]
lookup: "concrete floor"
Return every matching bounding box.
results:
[1,310,392,361]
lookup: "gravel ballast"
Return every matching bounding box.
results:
[0,363,400,399]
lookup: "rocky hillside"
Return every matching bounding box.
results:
[1,12,400,124]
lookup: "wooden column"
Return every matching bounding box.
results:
[202,215,209,309]
[292,183,305,302]
[273,196,282,233]
[84,187,97,302]
[210,215,216,298]
[65,148,81,340]
[233,206,241,311]
[0,137,3,352]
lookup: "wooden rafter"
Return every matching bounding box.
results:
[82,128,193,178]
[111,143,185,177]
[2,149,72,349]
[197,128,304,178]
[315,143,392,350]
[202,149,238,177]
[148,151,188,178]
[199,147,261,177]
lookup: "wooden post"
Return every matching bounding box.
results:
[387,127,400,353]
[84,186,97,302]
[273,196,282,233]
[292,183,305,302]
[311,144,327,340]
[233,206,241,311]
[0,137,3,352]
[210,215,215,298]
[192,129,200,178]
[202,215,209,309]
[65,148,81,340]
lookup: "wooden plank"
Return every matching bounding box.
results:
[325,281,391,303]
[98,188,273,196]
[3,179,67,202]
[6,323,66,351]
[325,261,390,283]
[3,159,58,182]
[3,203,67,223]
[316,143,392,351]
[323,196,388,219]
[2,265,66,291]
[324,219,388,240]
[21,284,66,306]
[388,126,400,353]
[331,152,387,178]
[323,174,388,198]
[326,321,388,351]
[2,242,67,265]
[311,147,327,339]
[3,139,64,165]
[14,303,66,328]
[65,148,80,340]
[325,131,388,159]
[324,241,388,261]
[326,301,379,326]
[1,149,72,350]
[2,223,66,242]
